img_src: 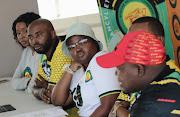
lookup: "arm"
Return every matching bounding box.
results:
[32,74,49,102]
[51,62,83,106]
[12,49,30,90]
[90,93,119,117]
[109,101,130,117]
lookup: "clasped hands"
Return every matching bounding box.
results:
[35,74,51,104]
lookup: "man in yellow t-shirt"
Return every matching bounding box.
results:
[28,19,72,104]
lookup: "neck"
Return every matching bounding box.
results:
[45,37,57,59]
[139,62,166,91]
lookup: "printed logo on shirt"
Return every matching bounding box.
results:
[23,67,32,78]
[41,59,51,81]
[72,84,83,108]
[85,70,93,82]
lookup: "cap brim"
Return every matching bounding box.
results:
[96,51,125,68]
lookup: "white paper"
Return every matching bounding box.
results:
[10,107,68,117]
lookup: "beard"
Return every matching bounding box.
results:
[33,36,52,54]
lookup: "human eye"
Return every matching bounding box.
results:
[28,36,33,40]
[68,44,76,50]
[17,32,20,36]
[78,39,88,45]
[23,29,27,34]
[36,32,42,37]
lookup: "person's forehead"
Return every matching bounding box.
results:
[16,22,27,28]
[128,22,149,33]
[29,23,48,33]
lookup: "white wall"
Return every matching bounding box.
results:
[0,0,39,77]
[0,1,106,78]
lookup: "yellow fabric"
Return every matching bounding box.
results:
[36,41,72,85]
[65,107,79,117]
[166,60,180,73]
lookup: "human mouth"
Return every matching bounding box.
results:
[21,41,27,46]
[33,45,41,50]
[77,51,85,58]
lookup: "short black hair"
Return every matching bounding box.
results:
[12,12,40,48]
[132,16,164,37]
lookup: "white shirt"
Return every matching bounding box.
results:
[70,51,120,116]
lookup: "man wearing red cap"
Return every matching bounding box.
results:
[97,30,180,116]
[109,16,180,117]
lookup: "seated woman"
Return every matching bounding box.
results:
[11,12,41,93]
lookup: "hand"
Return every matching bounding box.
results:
[41,88,51,104]
[35,74,48,88]
[109,101,130,117]
[69,61,84,72]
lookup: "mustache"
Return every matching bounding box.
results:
[33,43,43,47]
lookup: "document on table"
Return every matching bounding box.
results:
[10,107,68,117]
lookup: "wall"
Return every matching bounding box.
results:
[0,1,106,78]
[0,0,39,78]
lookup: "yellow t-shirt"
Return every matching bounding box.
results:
[36,40,72,86]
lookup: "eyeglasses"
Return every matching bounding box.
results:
[67,38,88,50]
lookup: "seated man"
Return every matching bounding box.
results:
[27,19,72,103]
[97,31,180,117]
[51,23,121,116]
[109,16,180,117]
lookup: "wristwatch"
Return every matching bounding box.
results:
[63,63,74,75]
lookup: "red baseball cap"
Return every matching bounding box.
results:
[96,31,166,68]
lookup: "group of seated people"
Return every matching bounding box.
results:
[11,12,180,117]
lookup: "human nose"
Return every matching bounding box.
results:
[75,43,81,51]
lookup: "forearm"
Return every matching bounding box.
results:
[51,72,73,106]
[116,107,129,117]
[90,105,112,117]
[91,94,119,117]
[11,77,30,90]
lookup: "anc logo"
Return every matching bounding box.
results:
[85,70,93,82]
[116,0,158,34]
[23,67,32,78]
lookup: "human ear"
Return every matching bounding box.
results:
[158,36,164,45]
[51,30,56,39]
[136,64,145,76]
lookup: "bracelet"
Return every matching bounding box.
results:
[63,63,74,75]
[112,103,127,117]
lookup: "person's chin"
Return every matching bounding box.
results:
[119,82,129,93]
[35,50,44,54]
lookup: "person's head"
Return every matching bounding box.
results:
[128,16,165,45]
[28,19,56,57]
[62,23,103,67]
[96,31,166,93]
[12,12,40,48]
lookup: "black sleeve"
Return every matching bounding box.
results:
[130,84,180,117]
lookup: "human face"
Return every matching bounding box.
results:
[128,22,150,33]
[28,24,52,55]
[116,63,139,93]
[16,22,30,47]
[67,35,99,66]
